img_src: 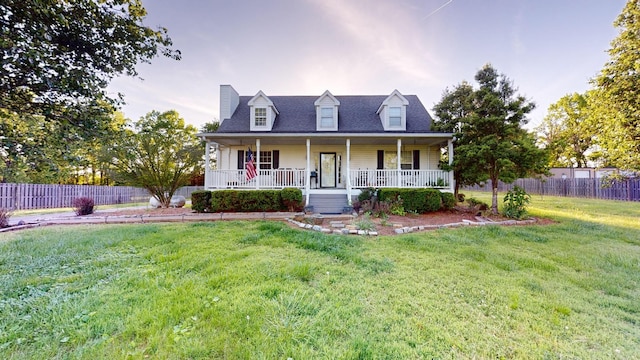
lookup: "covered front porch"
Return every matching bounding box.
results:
[205,168,452,191]
[200,133,454,206]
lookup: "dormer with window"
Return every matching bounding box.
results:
[248,90,279,131]
[377,89,409,131]
[314,90,340,131]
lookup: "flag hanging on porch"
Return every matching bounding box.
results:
[246,147,257,181]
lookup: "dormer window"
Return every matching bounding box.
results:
[389,107,402,127]
[377,89,409,131]
[248,90,278,131]
[320,107,334,128]
[254,107,267,127]
[314,90,340,131]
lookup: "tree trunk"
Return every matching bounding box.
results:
[491,179,499,215]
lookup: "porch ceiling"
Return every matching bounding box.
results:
[198,132,453,147]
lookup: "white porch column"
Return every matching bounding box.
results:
[448,139,455,192]
[346,138,351,205]
[204,141,211,188]
[214,144,220,170]
[305,138,311,206]
[255,139,260,189]
[397,138,402,187]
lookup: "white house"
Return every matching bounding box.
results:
[198,85,454,213]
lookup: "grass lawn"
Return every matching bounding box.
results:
[0,195,638,359]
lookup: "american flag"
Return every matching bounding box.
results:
[246,147,257,181]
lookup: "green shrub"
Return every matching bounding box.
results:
[467,197,489,211]
[73,197,95,216]
[211,190,238,212]
[378,188,442,213]
[210,190,292,212]
[358,187,377,202]
[191,190,212,213]
[503,186,531,220]
[281,187,303,212]
[237,190,282,212]
[440,192,457,210]
[353,213,376,231]
[423,189,443,212]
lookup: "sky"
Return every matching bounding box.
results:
[106,0,627,131]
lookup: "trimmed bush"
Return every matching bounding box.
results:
[281,187,303,212]
[73,197,95,216]
[210,189,292,212]
[378,188,442,213]
[440,192,457,210]
[191,190,212,213]
[423,189,443,212]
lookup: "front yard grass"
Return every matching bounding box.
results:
[0,195,638,359]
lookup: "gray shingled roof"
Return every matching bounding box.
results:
[216,95,436,134]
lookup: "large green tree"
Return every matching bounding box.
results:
[536,92,596,168]
[592,0,640,170]
[0,0,180,123]
[109,110,202,208]
[432,82,474,197]
[1,101,126,184]
[434,64,548,214]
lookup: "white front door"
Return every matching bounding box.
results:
[320,153,336,188]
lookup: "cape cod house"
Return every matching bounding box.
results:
[198,85,454,213]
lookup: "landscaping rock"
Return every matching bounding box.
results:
[149,195,186,208]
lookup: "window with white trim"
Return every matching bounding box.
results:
[389,107,402,127]
[320,107,334,128]
[259,151,272,169]
[254,107,267,127]
[384,151,413,169]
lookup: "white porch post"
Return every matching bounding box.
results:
[397,138,402,187]
[448,139,455,192]
[305,138,311,206]
[346,138,351,205]
[214,144,220,170]
[255,139,260,189]
[204,141,210,188]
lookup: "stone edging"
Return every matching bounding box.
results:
[287,216,538,236]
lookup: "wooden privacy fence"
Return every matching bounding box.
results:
[465,178,640,202]
[173,186,204,199]
[0,183,150,210]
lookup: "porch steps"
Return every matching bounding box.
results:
[308,194,350,214]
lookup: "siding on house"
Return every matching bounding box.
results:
[220,144,441,171]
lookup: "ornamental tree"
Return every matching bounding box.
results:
[108,110,202,208]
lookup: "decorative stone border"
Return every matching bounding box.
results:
[287,216,537,236]
[286,218,378,236]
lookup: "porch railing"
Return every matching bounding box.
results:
[349,169,451,189]
[205,169,306,189]
[205,169,452,190]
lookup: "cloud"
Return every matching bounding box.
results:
[305,0,439,84]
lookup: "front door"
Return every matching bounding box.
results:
[320,152,336,188]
